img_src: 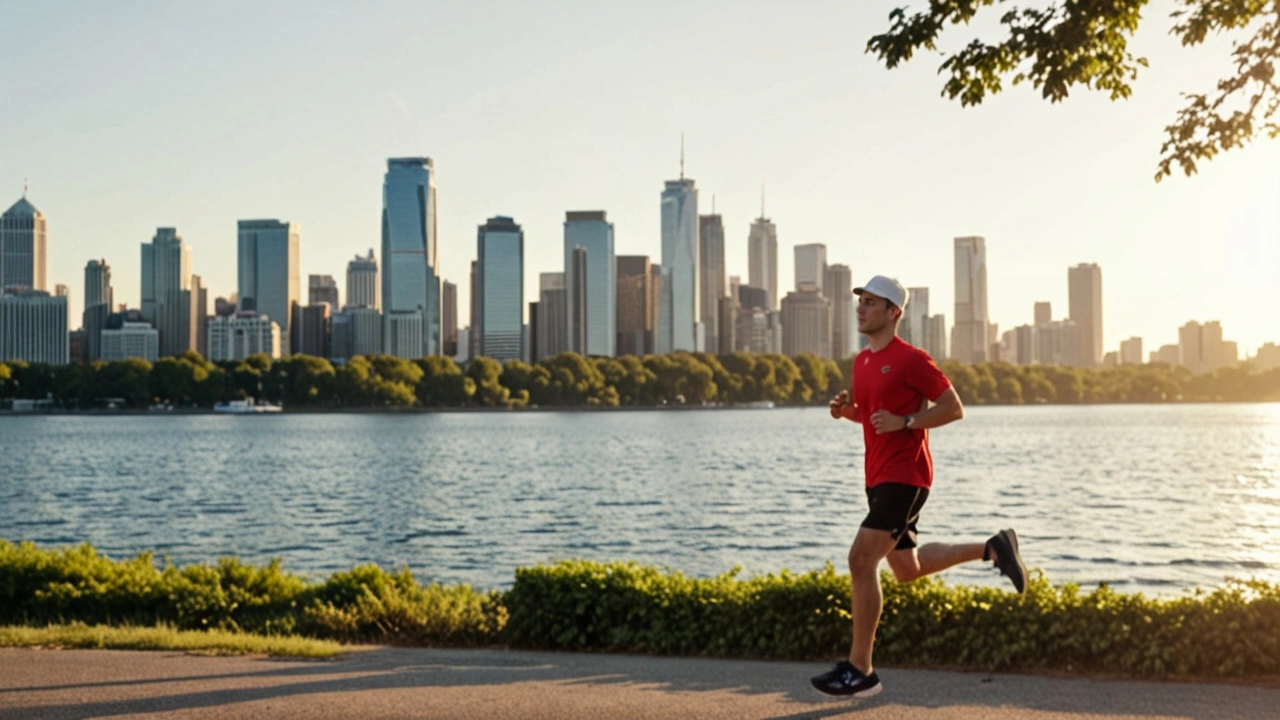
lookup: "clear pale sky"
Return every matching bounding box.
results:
[3,1,1277,356]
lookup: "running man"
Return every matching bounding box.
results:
[810,275,1027,699]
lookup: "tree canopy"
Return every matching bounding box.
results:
[867,1,1280,180]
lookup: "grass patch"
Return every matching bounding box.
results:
[0,623,346,659]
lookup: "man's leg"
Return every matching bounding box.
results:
[885,542,985,583]
[847,526,899,674]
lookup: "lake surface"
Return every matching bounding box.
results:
[3,404,1279,596]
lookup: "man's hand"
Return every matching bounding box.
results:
[869,410,907,434]
[829,389,850,419]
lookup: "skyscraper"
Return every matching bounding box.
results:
[748,200,778,311]
[616,256,654,356]
[382,157,439,358]
[825,264,853,359]
[794,244,826,294]
[537,272,567,360]
[83,259,113,361]
[309,275,339,308]
[442,280,457,357]
[476,216,524,362]
[140,227,197,357]
[238,219,300,354]
[698,213,725,354]
[346,250,379,309]
[563,211,616,357]
[659,176,698,353]
[1068,262,1103,367]
[1,191,47,291]
[952,236,990,363]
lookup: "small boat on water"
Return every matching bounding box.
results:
[213,398,283,414]
[742,400,775,409]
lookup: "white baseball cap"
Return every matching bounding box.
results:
[853,275,909,308]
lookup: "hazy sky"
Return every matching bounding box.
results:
[3,1,1277,356]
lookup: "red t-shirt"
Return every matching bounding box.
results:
[840,336,952,489]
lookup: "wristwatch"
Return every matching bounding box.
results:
[903,415,913,431]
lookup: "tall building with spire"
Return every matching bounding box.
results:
[748,187,778,312]
[382,157,439,358]
[1,185,48,291]
[658,139,698,353]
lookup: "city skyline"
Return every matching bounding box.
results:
[3,2,1278,355]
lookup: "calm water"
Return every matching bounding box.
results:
[3,404,1279,596]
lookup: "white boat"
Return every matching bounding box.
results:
[213,398,283,414]
[742,400,776,409]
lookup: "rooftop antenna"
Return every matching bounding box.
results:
[760,182,766,218]
[712,194,716,215]
[23,178,28,198]
[679,133,685,180]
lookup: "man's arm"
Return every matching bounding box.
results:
[868,387,964,434]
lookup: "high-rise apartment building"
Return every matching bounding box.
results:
[564,211,615,357]
[382,157,439,358]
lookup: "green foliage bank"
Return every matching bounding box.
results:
[5,541,1280,680]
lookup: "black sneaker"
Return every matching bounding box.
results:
[986,528,1028,595]
[809,661,882,698]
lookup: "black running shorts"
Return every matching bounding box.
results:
[861,483,930,551]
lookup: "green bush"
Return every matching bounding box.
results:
[505,560,1280,678]
[6,540,1280,679]
[0,540,501,644]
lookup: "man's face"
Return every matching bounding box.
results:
[856,292,895,334]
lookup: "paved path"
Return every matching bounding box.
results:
[1,646,1277,719]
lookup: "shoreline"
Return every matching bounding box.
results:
[1,399,1276,416]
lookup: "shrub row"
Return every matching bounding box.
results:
[5,540,1280,679]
